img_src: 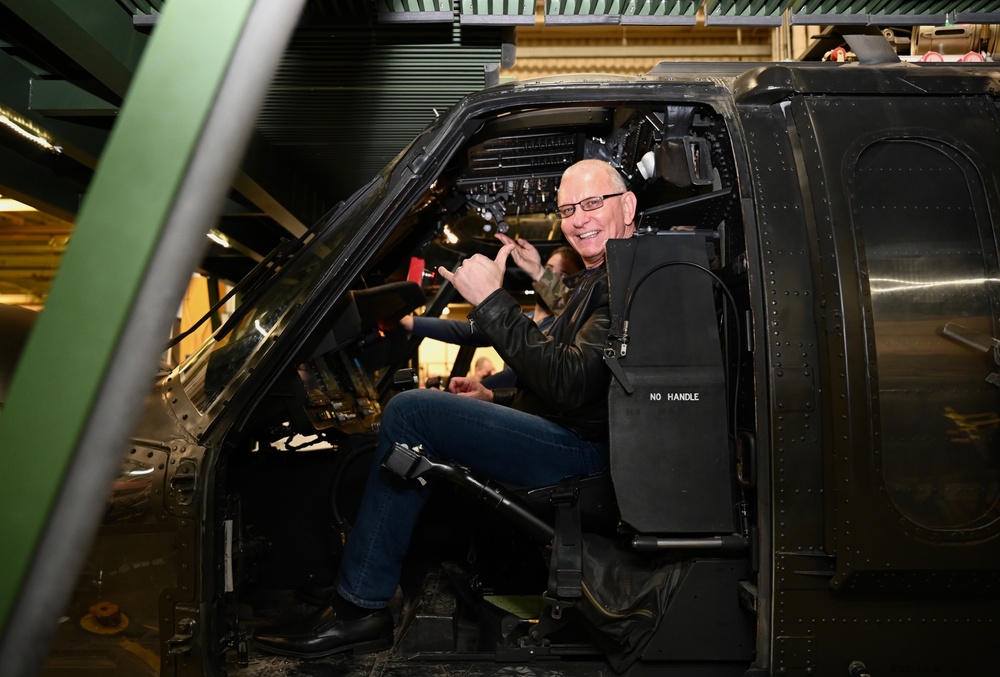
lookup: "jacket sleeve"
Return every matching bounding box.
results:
[533,268,570,315]
[409,316,491,347]
[469,288,609,411]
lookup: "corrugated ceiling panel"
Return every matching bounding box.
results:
[544,0,701,24]
[621,0,701,25]
[788,0,1000,24]
[790,0,946,24]
[956,1,1000,22]
[255,13,502,203]
[461,0,537,24]
[116,0,164,13]
[704,0,788,26]
[693,0,1000,24]
[376,0,454,22]
[545,0,624,24]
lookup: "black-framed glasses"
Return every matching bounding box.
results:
[556,193,624,219]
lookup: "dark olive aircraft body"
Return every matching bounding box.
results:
[5,47,1000,677]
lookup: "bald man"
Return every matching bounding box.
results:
[253,159,637,659]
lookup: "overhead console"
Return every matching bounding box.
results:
[428,103,736,251]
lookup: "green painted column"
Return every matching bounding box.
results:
[0,0,305,671]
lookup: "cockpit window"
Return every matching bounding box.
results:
[178,177,389,412]
[854,138,1000,532]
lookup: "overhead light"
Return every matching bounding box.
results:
[207,229,231,248]
[0,197,38,212]
[0,112,62,153]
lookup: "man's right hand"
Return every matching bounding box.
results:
[437,244,515,306]
[496,233,544,281]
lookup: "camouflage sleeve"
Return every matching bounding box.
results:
[532,268,570,315]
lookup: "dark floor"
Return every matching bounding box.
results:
[237,651,616,677]
[234,566,615,677]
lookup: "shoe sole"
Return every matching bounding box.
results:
[251,635,393,659]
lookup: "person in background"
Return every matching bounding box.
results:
[473,356,495,381]
[252,158,636,659]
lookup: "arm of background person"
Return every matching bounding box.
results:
[532,268,570,316]
[409,315,492,347]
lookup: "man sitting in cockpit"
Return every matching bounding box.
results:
[252,159,638,658]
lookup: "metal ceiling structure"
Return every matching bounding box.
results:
[0,0,505,302]
[1,0,1000,306]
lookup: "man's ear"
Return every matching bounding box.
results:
[621,190,638,226]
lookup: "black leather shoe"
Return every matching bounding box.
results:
[252,604,393,658]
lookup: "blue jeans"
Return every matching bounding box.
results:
[335,388,608,609]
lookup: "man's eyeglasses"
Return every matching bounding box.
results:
[556,193,624,219]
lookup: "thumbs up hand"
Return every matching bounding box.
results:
[437,242,516,306]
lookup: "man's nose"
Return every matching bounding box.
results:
[566,208,588,227]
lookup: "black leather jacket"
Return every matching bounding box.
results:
[468,266,611,441]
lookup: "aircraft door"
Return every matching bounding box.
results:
[789,94,1000,589]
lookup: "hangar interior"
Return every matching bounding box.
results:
[1,3,999,677]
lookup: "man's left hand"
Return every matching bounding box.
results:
[437,243,515,306]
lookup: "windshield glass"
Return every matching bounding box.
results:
[178,175,389,412]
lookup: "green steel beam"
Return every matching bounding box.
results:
[0,2,306,675]
[1,0,149,99]
[27,79,118,117]
[0,52,278,251]
[1,0,317,240]
[233,134,315,238]
[0,49,107,170]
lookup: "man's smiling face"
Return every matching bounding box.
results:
[557,161,636,269]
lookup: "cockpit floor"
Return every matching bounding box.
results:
[237,651,616,677]
[235,565,614,677]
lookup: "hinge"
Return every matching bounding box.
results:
[166,617,196,655]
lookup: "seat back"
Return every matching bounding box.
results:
[606,233,736,534]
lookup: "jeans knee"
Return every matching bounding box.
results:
[381,388,442,442]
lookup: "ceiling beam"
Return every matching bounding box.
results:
[28,79,119,117]
[0,0,321,242]
[0,49,108,169]
[0,145,86,223]
[0,0,147,99]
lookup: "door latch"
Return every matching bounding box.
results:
[166,617,196,655]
